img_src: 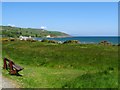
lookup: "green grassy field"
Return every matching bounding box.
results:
[2,40,118,88]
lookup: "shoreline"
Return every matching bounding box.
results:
[34,36,119,45]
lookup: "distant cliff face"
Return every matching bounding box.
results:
[1,26,70,38]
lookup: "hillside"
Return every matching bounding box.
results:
[0,26,70,38]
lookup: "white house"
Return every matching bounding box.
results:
[19,36,32,40]
[46,35,51,38]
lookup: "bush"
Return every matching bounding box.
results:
[48,40,58,43]
[63,40,80,44]
[41,39,58,43]
[26,38,36,42]
[41,39,49,42]
[31,40,37,42]
[2,38,9,42]
[118,43,120,46]
[10,38,15,41]
[99,41,111,46]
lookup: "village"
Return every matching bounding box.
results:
[19,35,51,41]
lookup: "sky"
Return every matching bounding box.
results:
[2,2,118,36]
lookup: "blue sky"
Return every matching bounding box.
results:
[2,2,118,36]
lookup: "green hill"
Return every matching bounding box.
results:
[0,26,70,38]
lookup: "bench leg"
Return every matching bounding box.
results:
[9,70,17,75]
[9,70,20,75]
[3,59,7,69]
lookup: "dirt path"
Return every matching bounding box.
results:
[0,75,18,88]
[2,76,17,88]
[0,75,2,89]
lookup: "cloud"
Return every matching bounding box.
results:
[40,26,47,29]
[8,24,15,27]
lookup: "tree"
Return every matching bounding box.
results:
[26,31,28,33]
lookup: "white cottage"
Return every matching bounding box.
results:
[19,36,32,40]
[46,35,51,38]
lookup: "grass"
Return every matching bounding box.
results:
[2,40,118,88]
[2,66,85,88]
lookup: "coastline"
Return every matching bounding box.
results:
[34,36,119,44]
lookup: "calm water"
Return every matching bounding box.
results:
[35,36,119,44]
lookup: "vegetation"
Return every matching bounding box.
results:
[41,39,58,44]
[0,26,70,38]
[2,40,118,88]
[63,40,80,44]
[99,40,111,46]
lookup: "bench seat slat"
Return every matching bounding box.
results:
[12,64,23,71]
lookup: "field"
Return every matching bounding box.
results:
[2,40,118,88]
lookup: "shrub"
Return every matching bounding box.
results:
[48,40,58,43]
[31,40,37,42]
[41,39,58,43]
[99,41,111,46]
[10,38,15,41]
[118,43,120,46]
[63,40,80,44]
[41,39,49,42]
[2,38,9,42]
[26,39,37,42]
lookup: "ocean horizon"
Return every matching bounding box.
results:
[35,36,119,44]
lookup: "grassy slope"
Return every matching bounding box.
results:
[2,40,118,88]
[1,26,70,37]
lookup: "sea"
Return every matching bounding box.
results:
[35,36,119,44]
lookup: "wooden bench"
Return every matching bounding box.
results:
[3,58,24,75]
